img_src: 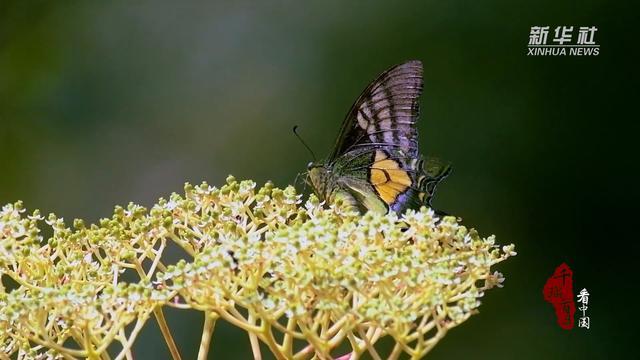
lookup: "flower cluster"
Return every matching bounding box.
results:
[0,176,516,359]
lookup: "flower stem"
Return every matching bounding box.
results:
[247,312,262,360]
[153,307,182,360]
[197,313,218,360]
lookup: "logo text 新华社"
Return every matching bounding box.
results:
[528,26,599,56]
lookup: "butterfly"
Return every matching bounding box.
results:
[306,60,451,214]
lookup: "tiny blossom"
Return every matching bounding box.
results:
[0,177,514,359]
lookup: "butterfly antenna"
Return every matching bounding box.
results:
[293,125,317,162]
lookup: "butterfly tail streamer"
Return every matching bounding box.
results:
[418,158,452,215]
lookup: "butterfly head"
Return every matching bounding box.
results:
[306,161,330,201]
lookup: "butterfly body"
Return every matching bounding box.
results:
[308,152,387,214]
[307,60,450,214]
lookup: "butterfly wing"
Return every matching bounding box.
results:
[328,60,449,213]
[336,147,445,213]
[329,60,423,161]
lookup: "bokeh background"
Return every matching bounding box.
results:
[1,1,634,359]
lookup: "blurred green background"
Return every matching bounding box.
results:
[1,1,634,359]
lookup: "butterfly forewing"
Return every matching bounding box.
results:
[329,60,423,161]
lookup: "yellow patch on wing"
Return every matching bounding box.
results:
[370,150,412,205]
[417,175,427,201]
